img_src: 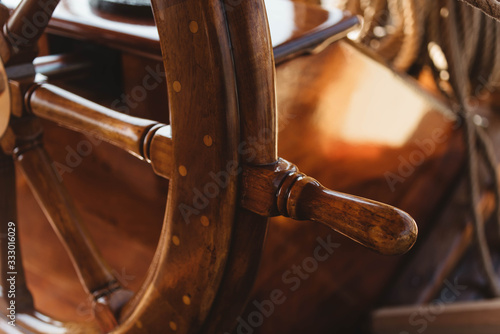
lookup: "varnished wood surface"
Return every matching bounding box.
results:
[242,159,417,255]
[29,83,163,160]
[0,1,466,333]
[116,0,243,332]
[27,78,418,256]
[10,118,116,295]
[10,40,465,333]
[239,42,465,333]
[17,120,165,324]
[7,115,132,331]
[4,0,60,58]
[280,176,417,255]
[199,0,275,332]
[1,0,360,63]
[0,53,9,140]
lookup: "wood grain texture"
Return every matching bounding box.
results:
[11,127,112,292]
[4,0,60,61]
[29,82,176,179]
[8,116,130,330]
[0,4,12,63]
[19,118,163,327]
[0,46,9,138]
[29,83,162,160]
[283,175,417,255]
[239,42,465,334]
[200,0,276,331]
[0,1,470,333]
[242,159,417,255]
[1,40,465,334]
[224,0,277,164]
[116,0,242,332]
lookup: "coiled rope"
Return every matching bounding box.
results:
[459,0,500,22]
[335,0,500,296]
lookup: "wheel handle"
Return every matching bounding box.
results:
[242,159,417,255]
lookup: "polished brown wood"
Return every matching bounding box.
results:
[0,46,9,139]
[240,42,464,334]
[201,0,279,331]
[282,176,416,255]
[29,83,163,160]
[24,76,418,256]
[242,158,417,255]
[147,124,172,179]
[27,82,177,180]
[0,1,469,333]
[1,0,360,63]
[17,118,162,327]
[8,116,129,330]
[0,4,11,63]
[4,0,60,61]
[278,176,415,255]
[116,0,242,332]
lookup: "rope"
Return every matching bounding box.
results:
[391,0,423,70]
[459,0,500,21]
[431,0,500,297]
[337,0,500,297]
[427,0,500,297]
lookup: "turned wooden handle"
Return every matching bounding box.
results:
[282,175,417,255]
[28,83,159,159]
[242,160,418,255]
[4,0,60,52]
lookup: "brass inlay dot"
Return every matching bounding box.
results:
[189,21,199,33]
[179,165,187,176]
[173,81,182,92]
[440,7,449,18]
[201,216,210,227]
[172,236,180,246]
[169,321,177,331]
[183,295,191,305]
[203,135,213,147]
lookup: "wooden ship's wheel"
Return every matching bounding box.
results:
[0,0,418,333]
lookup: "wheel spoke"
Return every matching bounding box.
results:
[0,149,34,313]
[28,82,174,177]
[9,117,131,331]
[29,83,164,155]
[3,0,60,60]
